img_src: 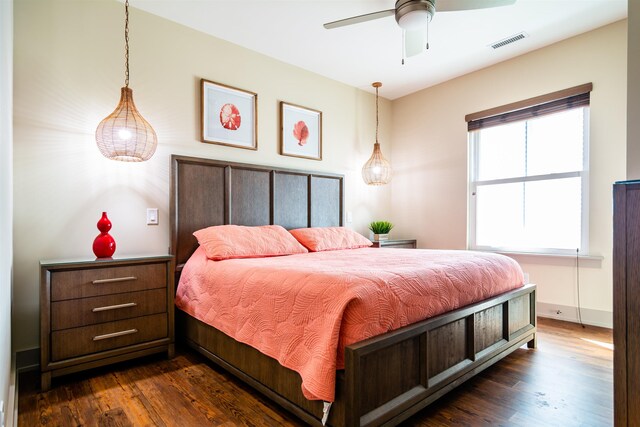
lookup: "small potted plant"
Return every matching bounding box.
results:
[369,220,394,241]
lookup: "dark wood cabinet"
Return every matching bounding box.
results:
[371,239,417,249]
[613,181,640,426]
[40,255,175,391]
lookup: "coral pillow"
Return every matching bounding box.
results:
[194,225,308,261]
[289,227,372,252]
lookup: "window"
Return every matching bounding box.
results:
[467,85,591,255]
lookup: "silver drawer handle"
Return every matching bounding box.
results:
[92,329,138,341]
[92,276,137,285]
[92,302,137,313]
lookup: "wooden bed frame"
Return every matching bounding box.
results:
[170,155,537,426]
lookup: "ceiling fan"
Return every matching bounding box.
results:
[324,0,516,62]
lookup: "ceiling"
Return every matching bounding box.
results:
[132,0,627,100]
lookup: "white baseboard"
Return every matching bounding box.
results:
[5,352,17,427]
[4,347,39,427]
[537,302,612,329]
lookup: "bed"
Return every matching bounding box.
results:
[170,155,536,426]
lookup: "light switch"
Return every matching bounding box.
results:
[147,208,159,225]
[346,211,353,223]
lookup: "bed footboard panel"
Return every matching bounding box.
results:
[178,309,343,425]
[345,284,536,427]
[178,284,535,427]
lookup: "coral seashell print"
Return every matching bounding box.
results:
[220,103,241,130]
[292,121,309,146]
[280,101,321,160]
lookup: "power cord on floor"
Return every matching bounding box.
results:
[576,248,585,328]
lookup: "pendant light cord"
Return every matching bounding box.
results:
[124,0,130,88]
[375,85,379,144]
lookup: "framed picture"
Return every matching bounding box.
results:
[280,101,322,160]
[201,79,257,150]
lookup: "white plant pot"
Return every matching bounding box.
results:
[373,233,389,241]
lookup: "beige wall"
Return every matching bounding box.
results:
[629,0,640,178]
[1,0,13,418]
[391,21,627,327]
[12,0,392,351]
[12,0,630,352]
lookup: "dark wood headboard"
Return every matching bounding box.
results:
[170,155,344,268]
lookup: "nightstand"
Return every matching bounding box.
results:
[371,239,417,249]
[40,255,175,391]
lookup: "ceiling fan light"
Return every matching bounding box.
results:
[398,9,430,30]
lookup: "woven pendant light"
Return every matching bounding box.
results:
[96,0,157,162]
[362,82,392,185]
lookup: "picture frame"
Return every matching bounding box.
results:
[201,79,257,150]
[280,101,322,161]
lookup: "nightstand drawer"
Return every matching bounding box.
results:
[382,242,416,249]
[51,288,167,331]
[51,262,167,301]
[51,313,168,361]
[371,239,417,249]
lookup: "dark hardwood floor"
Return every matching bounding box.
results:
[19,317,613,426]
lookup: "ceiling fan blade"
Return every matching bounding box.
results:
[436,0,516,12]
[324,9,395,29]
[404,29,425,58]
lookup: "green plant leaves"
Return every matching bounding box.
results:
[368,221,394,234]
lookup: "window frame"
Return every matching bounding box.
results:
[467,107,590,256]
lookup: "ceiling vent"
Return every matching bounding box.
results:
[490,32,528,49]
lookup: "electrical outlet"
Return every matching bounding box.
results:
[0,399,4,427]
[146,208,159,225]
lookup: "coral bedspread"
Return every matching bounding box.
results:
[175,247,524,402]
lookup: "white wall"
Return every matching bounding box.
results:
[629,0,640,178]
[0,0,13,422]
[391,21,627,327]
[12,0,392,351]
